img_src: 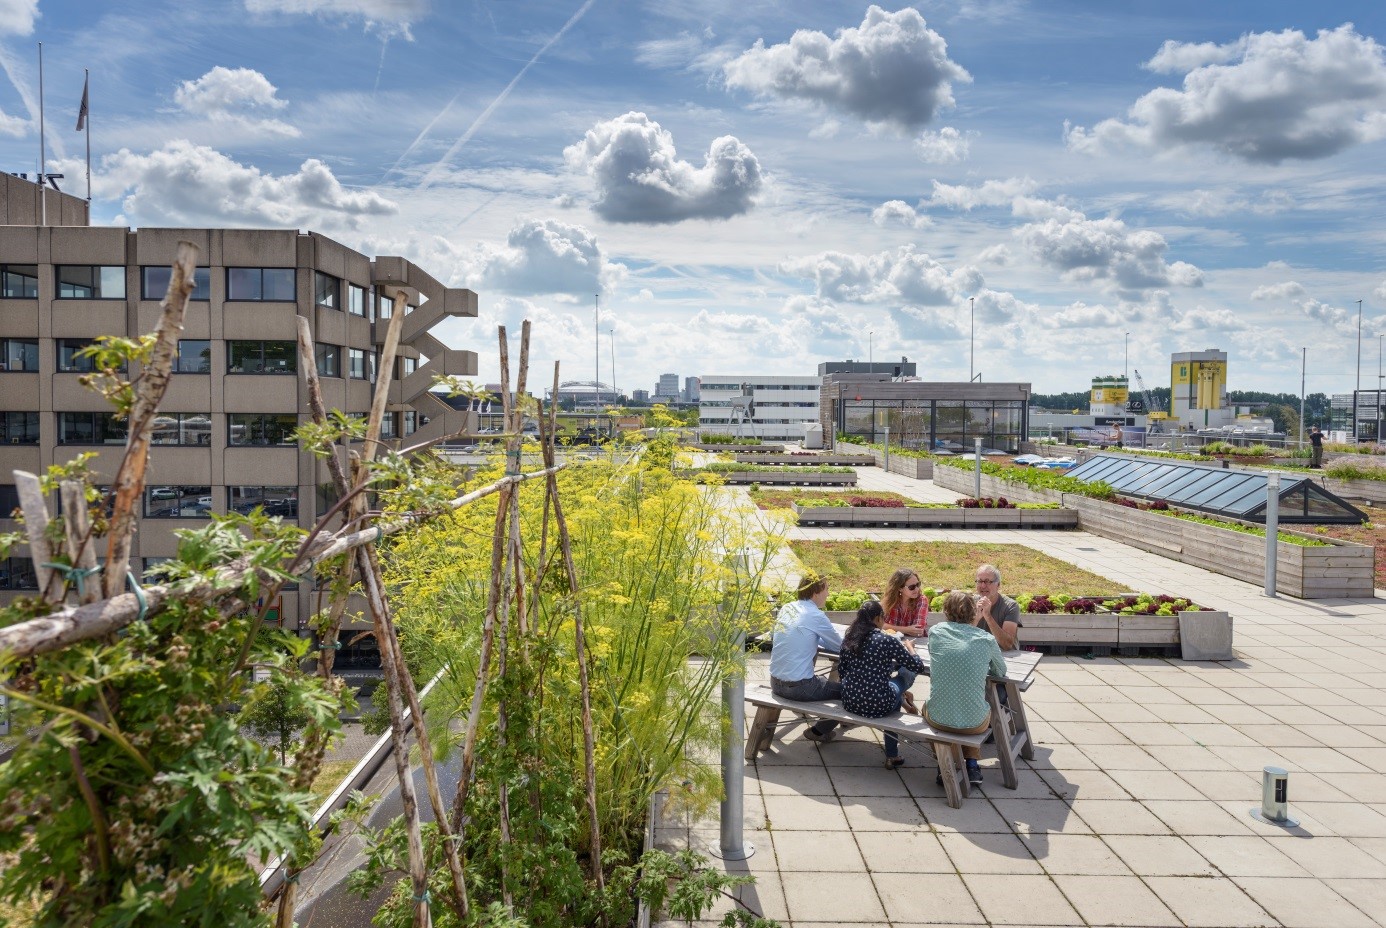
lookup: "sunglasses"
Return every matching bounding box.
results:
[905,582,920,591]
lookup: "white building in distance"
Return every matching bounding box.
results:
[699,375,821,441]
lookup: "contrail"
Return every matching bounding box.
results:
[414,0,597,191]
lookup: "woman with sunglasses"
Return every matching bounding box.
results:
[881,568,929,638]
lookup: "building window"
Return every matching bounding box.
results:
[228,413,298,446]
[1,264,38,298]
[0,556,38,590]
[1,412,40,444]
[227,340,296,374]
[141,557,173,582]
[315,343,341,378]
[0,483,19,516]
[376,289,393,320]
[143,486,213,518]
[141,266,211,301]
[229,486,298,517]
[1,338,38,371]
[57,338,127,374]
[348,284,367,316]
[347,348,374,381]
[227,267,296,301]
[175,339,211,373]
[58,412,128,444]
[380,413,398,439]
[314,272,339,309]
[401,356,418,377]
[150,413,213,446]
[403,410,419,435]
[56,265,126,299]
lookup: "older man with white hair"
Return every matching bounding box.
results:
[973,563,1021,651]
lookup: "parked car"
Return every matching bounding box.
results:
[149,487,178,500]
[196,496,213,507]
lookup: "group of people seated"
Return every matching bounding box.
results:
[768,563,1021,785]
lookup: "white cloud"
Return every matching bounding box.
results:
[1038,300,1123,329]
[1376,280,1386,302]
[462,218,626,296]
[173,67,299,138]
[976,244,1012,265]
[244,0,424,38]
[1168,304,1241,332]
[1067,24,1386,163]
[781,245,982,307]
[1016,207,1203,296]
[76,140,396,229]
[0,0,37,36]
[1152,187,1294,218]
[0,110,25,137]
[1143,38,1243,74]
[563,111,763,224]
[923,176,1037,210]
[871,199,930,228]
[914,126,970,163]
[722,5,970,131]
[1251,280,1356,332]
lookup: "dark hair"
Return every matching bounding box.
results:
[943,590,975,624]
[843,600,883,654]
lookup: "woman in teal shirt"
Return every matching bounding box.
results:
[922,590,1007,785]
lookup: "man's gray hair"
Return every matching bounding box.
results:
[977,563,1002,585]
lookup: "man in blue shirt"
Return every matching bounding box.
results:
[770,574,843,742]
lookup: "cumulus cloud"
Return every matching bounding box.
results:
[1251,280,1357,332]
[1016,206,1203,296]
[914,126,970,163]
[1038,300,1124,329]
[1152,187,1294,218]
[871,199,930,228]
[976,244,1012,266]
[923,176,1037,210]
[0,110,26,137]
[78,140,396,229]
[173,67,299,138]
[0,0,37,35]
[723,5,970,131]
[1066,24,1386,163]
[462,218,626,296]
[244,0,425,38]
[1376,280,1386,302]
[1168,304,1241,332]
[563,112,762,223]
[781,245,982,307]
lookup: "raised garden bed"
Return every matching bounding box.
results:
[735,453,875,466]
[791,501,1075,529]
[711,470,857,486]
[691,443,785,453]
[837,441,934,478]
[934,465,1374,599]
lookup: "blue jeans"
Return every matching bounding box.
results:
[772,674,842,737]
[884,667,919,758]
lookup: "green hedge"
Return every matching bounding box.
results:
[936,457,1115,499]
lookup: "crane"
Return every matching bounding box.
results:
[1132,369,1169,433]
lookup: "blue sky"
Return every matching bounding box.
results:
[4,0,1386,397]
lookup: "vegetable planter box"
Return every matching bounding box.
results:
[692,443,785,453]
[934,466,1374,599]
[717,471,857,486]
[1022,610,1232,659]
[735,453,876,466]
[838,443,934,479]
[791,503,1077,529]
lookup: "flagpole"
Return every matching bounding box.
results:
[38,42,46,225]
[83,69,91,202]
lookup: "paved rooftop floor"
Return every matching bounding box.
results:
[655,472,1386,927]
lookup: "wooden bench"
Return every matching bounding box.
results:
[744,683,989,809]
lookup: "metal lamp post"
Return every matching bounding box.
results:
[969,296,975,382]
[1356,299,1364,439]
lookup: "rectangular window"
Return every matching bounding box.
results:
[228,413,298,446]
[401,355,418,377]
[150,413,213,446]
[314,272,339,309]
[0,556,38,590]
[348,284,367,316]
[1,412,40,444]
[143,485,213,518]
[227,340,297,374]
[58,339,111,373]
[175,340,211,373]
[403,410,419,435]
[56,265,126,299]
[347,348,374,381]
[141,266,211,301]
[228,486,298,517]
[0,483,19,516]
[1,338,38,371]
[0,264,38,298]
[380,413,398,439]
[226,267,296,301]
[315,343,341,378]
[57,412,128,444]
[376,289,393,320]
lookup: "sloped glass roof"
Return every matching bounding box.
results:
[1064,454,1367,524]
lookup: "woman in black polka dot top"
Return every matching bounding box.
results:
[838,600,925,767]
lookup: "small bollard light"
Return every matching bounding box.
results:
[1250,766,1300,828]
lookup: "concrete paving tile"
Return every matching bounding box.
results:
[873,872,985,924]
[1104,768,1205,800]
[1170,721,1264,746]
[1232,877,1378,928]
[1024,743,1097,770]
[918,798,1014,834]
[1351,837,1386,866]
[1141,742,1236,770]
[1143,799,1260,835]
[1028,702,1103,723]
[1275,774,1354,802]
[1233,723,1325,747]
[1047,720,1135,745]
[853,829,954,873]
[1104,834,1219,876]
[826,763,914,798]
[937,831,1044,874]
[1294,724,1386,749]
[1274,746,1379,774]
[1066,799,1173,835]
[1185,835,1312,877]
[1264,835,1386,879]
[1085,702,1164,723]
[1325,877,1386,917]
[780,870,885,923]
[990,798,1091,836]
[840,796,929,832]
[1343,747,1386,773]
[968,768,1059,800]
[1145,703,1222,724]
[1203,703,1285,726]
[1036,766,1131,800]
[1144,875,1277,927]
[1205,744,1297,771]
[1264,704,1351,726]
[770,829,868,873]
[1074,742,1166,769]
[1292,801,1386,837]
[1122,685,1199,705]
[1327,772,1386,802]
[755,763,837,796]
[1052,874,1182,926]
[1022,833,1133,875]
[1114,721,1199,746]
[761,793,851,831]
[962,873,1083,925]
[1176,768,1262,801]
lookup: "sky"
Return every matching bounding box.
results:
[3,0,1386,398]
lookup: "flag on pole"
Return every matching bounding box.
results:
[75,73,88,131]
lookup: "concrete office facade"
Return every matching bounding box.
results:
[698,375,821,441]
[0,211,478,653]
[820,375,1030,453]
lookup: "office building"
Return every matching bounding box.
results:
[655,372,679,401]
[683,376,700,404]
[698,376,821,441]
[819,374,1030,452]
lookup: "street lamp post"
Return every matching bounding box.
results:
[1124,332,1129,383]
[969,296,975,382]
[1356,299,1364,439]
[610,328,616,403]
[869,331,873,371]
[1299,348,1306,449]
[1378,333,1383,444]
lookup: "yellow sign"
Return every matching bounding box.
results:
[1171,360,1226,408]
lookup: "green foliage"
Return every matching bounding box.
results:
[698,433,759,445]
[936,457,1114,499]
[1325,460,1386,481]
[824,589,873,611]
